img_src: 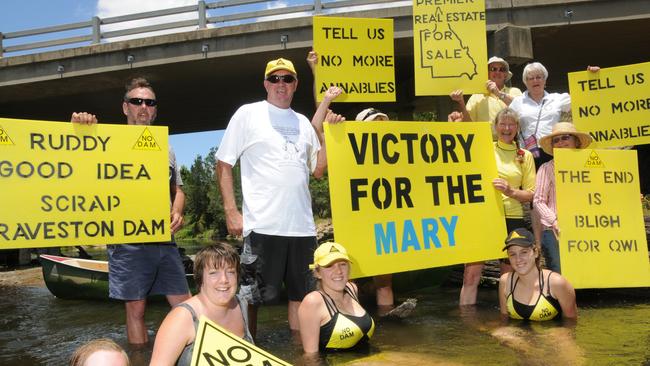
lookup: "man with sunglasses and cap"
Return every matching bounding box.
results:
[71,77,190,345]
[450,56,522,140]
[216,58,324,338]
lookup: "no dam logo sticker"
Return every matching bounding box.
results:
[584,150,605,168]
[132,127,160,151]
[0,126,15,145]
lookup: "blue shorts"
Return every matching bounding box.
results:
[108,243,189,300]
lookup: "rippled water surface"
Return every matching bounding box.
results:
[1,244,649,365]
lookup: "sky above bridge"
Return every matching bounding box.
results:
[0,0,238,168]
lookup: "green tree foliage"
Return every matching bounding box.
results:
[181,147,331,239]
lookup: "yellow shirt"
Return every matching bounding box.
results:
[466,86,523,140]
[494,141,535,218]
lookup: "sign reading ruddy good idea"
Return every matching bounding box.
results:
[568,62,650,148]
[413,0,487,95]
[324,121,507,278]
[554,149,650,288]
[313,16,395,102]
[0,118,170,249]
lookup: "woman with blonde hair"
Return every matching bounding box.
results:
[298,242,374,353]
[69,338,129,366]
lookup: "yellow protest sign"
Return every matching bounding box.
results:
[325,121,507,278]
[568,62,650,148]
[413,0,487,96]
[313,16,395,102]
[0,118,171,249]
[191,316,292,366]
[554,149,650,289]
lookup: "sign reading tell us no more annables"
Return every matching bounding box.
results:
[313,16,395,103]
[324,121,507,278]
[568,62,650,148]
[0,118,171,249]
[554,149,650,289]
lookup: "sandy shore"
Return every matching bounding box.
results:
[0,266,45,287]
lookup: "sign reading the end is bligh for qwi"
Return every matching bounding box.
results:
[0,118,170,249]
[554,149,650,289]
[313,16,395,103]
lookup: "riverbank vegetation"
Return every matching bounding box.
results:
[175,147,332,241]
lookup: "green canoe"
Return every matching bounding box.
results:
[40,254,196,301]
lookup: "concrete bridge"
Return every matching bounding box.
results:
[1,0,649,134]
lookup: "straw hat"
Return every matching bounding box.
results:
[488,56,513,81]
[539,122,592,155]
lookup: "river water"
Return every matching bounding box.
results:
[1,244,649,365]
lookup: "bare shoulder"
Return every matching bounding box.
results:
[545,270,575,294]
[301,291,325,308]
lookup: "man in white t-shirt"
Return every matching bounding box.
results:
[215,58,324,338]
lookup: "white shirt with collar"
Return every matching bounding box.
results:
[510,90,571,141]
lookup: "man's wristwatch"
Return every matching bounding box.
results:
[499,92,507,100]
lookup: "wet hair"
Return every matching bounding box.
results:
[123,77,155,101]
[522,62,549,81]
[193,243,240,290]
[69,338,129,366]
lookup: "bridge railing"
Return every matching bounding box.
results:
[0,0,404,58]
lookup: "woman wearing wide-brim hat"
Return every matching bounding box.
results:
[533,122,592,273]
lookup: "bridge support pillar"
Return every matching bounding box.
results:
[489,25,533,66]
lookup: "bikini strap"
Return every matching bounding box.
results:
[509,272,519,294]
[318,291,337,317]
[176,303,199,331]
[544,270,554,296]
[344,283,359,302]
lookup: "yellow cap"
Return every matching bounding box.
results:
[309,242,351,269]
[264,58,297,77]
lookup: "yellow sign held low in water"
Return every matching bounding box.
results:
[313,16,395,103]
[413,0,487,96]
[325,121,507,278]
[554,149,650,288]
[191,316,292,366]
[0,118,170,249]
[568,62,650,148]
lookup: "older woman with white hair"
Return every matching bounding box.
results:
[509,62,571,169]
[510,62,600,169]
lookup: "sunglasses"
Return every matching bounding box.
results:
[552,134,574,144]
[126,98,157,107]
[489,67,507,72]
[266,74,296,84]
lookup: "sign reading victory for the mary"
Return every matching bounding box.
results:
[554,149,650,289]
[413,0,487,96]
[0,118,170,249]
[324,121,507,278]
[191,316,292,366]
[313,16,395,102]
[568,62,650,148]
